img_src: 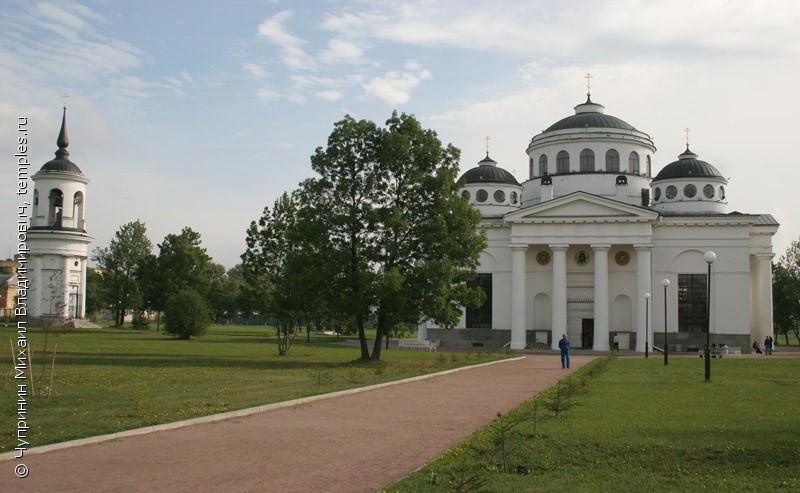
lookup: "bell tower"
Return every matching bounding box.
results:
[28,103,92,320]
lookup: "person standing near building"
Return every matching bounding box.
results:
[559,334,570,369]
[765,336,773,355]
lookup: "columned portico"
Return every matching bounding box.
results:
[635,244,653,352]
[550,244,569,350]
[510,245,528,349]
[591,244,611,351]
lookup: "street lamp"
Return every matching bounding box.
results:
[704,251,716,382]
[644,293,651,358]
[662,278,670,366]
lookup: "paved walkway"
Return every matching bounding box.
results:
[1,354,593,493]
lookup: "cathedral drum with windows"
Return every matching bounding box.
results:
[421,92,777,354]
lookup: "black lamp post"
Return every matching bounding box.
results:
[662,278,670,366]
[645,292,651,358]
[704,251,716,382]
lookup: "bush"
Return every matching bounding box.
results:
[163,289,211,339]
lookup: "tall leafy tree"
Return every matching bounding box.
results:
[773,237,800,344]
[91,220,154,326]
[300,112,486,360]
[152,227,214,316]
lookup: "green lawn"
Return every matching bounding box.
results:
[1,324,503,452]
[387,356,800,492]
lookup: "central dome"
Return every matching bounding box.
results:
[544,97,637,132]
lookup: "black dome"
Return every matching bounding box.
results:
[459,155,520,185]
[545,113,636,132]
[544,97,637,132]
[39,158,83,174]
[37,106,84,176]
[652,147,722,182]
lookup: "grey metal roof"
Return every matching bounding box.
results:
[38,106,84,175]
[459,155,520,185]
[651,147,722,182]
[545,112,637,132]
[755,214,780,226]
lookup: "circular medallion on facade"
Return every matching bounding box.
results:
[703,184,714,198]
[665,185,677,199]
[653,187,661,201]
[575,250,589,265]
[493,189,506,203]
[615,251,630,266]
[476,189,488,202]
[461,190,470,200]
[684,184,697,198]
[536,251,550,265]
[510,191,518,204]
[719,186,726,200]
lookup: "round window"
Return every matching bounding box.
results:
[493,190,506,203]
[703,184,714,198]
[719,186,726,200]
[510,191,518,204]
[476,189,488,203]
[684,184,697,198]
[666,185,677,199]
[461,190,470,200]
[654,187,661,201]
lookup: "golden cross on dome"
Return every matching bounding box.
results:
[62,92,69,109]
[484,136,491,155]
[584,72,593,96]
[684,127,691,147]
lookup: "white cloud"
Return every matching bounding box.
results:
[257,87,280,104]
[315,90,344,102]
[257,10,315,71]
[320,39,365,65]
[362,65,431,105]
[242,61,269,79]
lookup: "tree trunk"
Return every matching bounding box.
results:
[371,306,386,361]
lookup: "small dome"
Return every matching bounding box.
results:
[544,97,638,132]
[37,106,84,176]
[459,154,520,185]
[652,147,722,182]
[39,158,83,174]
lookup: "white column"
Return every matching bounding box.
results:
[550,244,569,350]
[79,257,87,318]
[510,245,528,349]
[592,244,611,351]
[635,245,653,353]
[62,255,71,319]
[756,254,775,342]
[417,321,427,341]
[31,255,42,317]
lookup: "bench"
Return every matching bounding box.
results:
[697,347,742,357]
[397,339,438,352]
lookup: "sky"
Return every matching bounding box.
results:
[1,0,799,269]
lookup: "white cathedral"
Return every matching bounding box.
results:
[422,92,778,354]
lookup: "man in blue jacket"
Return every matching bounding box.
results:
[559,334,570,369]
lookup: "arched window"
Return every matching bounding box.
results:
[646,155,652,177]
[556,151,570,173]
[73,191,85,230]
[605,149,620,172]
[579,149,595,172]
[48,188,64,227]
[529,157,535,179]
[629,152,640,174]
[539,155,548,176]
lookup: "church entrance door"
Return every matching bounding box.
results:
[581,319,594,348]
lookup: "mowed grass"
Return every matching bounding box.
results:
[387,356,800,492]
[0,324,504,452]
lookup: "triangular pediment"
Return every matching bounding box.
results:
[505,192,658,223]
